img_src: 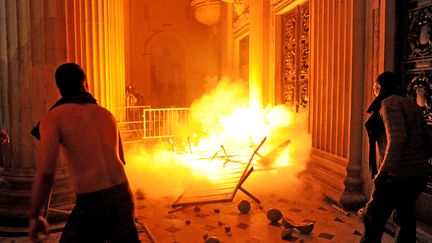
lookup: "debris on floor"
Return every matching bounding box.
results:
[266,208,283,223]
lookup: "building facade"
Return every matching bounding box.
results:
[0,0,431,228]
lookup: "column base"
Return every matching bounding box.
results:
[0,170,74,227]
[340,193,367,209]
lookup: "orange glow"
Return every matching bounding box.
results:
[249,66,263,110]
[124,78,311,198]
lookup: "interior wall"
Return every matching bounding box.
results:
[126,0,219,108]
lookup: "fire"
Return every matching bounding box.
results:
[124,78,311,198]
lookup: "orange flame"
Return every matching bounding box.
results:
[124,78,311,198]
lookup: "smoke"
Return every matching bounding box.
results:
[243,110,312,196]
[123,78,312,199]
[123,145,215,199]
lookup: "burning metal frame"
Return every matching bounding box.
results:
[170,137,268,210]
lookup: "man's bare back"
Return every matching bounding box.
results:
[29,63,139,242]
[39,103,127,193]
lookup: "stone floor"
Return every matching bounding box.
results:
[0,188,396,243]
[2,180,432,243]
[131,193,390,243]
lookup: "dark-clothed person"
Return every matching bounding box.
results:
[362,72,430,243]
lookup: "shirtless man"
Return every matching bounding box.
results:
[29,63,140,242]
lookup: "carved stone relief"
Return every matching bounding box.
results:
[299,4,310,109]
[271,0,297,11]
[282,11,297,107]
[233,0,249,16]
[281,2,309,110]
[401,1,432,220]
[407,5,432,59]
[406,72,432,123]
[403,4,432,123]
[233,6,250,37]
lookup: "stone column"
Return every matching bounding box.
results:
[340,0,367,209]
[0,0,127,225]
[65,0,126,112]
[0,0,73,225]
[306,0,366,208]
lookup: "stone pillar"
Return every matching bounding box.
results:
[340,0,367,209]
[306,0,366,208]
[0,0,74,225]
[0,0,127,225]
[65,0,126,112]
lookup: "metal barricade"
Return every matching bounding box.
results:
[143,108,190,139]
[113,106,150,143]
[113,106,190,143]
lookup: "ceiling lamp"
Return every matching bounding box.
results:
[191,0,221,26]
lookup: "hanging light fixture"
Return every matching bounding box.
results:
[191,0,221,26]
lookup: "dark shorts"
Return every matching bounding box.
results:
[60,182,140,243]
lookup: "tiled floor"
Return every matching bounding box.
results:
[1,184,430,243]
[133,191,384,243]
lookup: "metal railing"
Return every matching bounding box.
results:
[113,106,190,143]
[143,107,190,139]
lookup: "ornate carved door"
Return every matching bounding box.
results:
[401,1,432,124]
[281,2,310,112]
[400,0,432,226]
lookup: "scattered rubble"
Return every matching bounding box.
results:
[281,218,295,228]
[281,217,315,235]
[296,222,314,235]
[224,225,231,233]
[135,189,145,200]
[237,200,251,214]
[281,228,295,240]
[204,236,221,243]
[266,208,283,223]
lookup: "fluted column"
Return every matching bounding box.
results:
[65,0,126,112]
[307,0,366,208]
[339,0,367,209]
[0,0,73,224]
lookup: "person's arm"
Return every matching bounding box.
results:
[29,115,60,240]
[118,132,126,165]
[379,100,406,176]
